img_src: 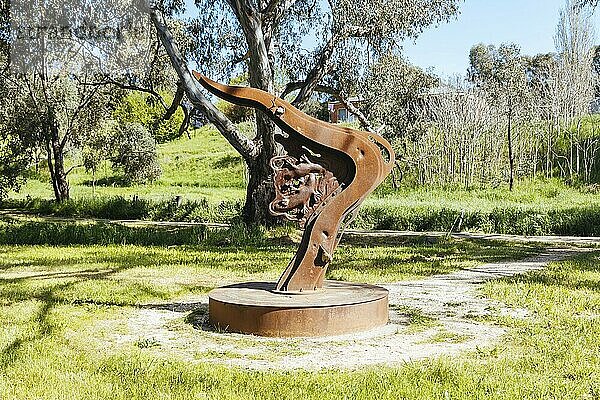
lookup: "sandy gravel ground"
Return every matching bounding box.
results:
[78,248,585,370]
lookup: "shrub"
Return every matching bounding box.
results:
[112,123,162,184]
[0,220,207,246]
[352,204,600,236]
[2,196,240,224]
[113,92,186,143]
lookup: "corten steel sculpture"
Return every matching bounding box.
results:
[193,72,395,291]
[195,72,395,336]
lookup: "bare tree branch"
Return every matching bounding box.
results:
[334,95,374,132]
[164,81,185,120]
[291,33,339,108]
[179,103,191,139]
[65,164,84,176]
[228,0,273,92]
[163,81,193,138]
[261,0,297,27]
[280,81,338,98]
[150,8,259,162]
[82,77,170,110]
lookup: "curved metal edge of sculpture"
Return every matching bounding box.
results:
[193,72,396,293]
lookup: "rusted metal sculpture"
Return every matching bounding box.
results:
[193,72,395,293]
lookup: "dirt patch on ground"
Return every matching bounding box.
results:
[79,249,582,370]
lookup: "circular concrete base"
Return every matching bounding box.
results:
[208,281,388,337]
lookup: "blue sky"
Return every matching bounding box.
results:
[402,0,600,78]
[181,0,598,78]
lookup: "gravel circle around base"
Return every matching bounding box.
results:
[91,248,584,370]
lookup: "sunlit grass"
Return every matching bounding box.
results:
[370,177,600,212]
[9,124,600,234]
[0,248,598,399]
[0,233,539,290]
[12,126,247,202]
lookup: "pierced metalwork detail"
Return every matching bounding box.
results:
[269,154,341,228]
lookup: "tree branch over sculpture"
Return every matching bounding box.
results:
[149,0,461,224]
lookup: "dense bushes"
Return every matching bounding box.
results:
[0,221,207,246]
[2,196,242,224]
[0,219,281,247]
[4,194,600,236]
[354,204,600,236]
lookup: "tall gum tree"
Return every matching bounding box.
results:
[468,43,531,191]
[1,0,178,202]
[149,0,462,225]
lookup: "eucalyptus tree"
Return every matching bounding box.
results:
[361,54,439,141]
[576,0,598,7]
[469,43,531,190]
[0,75,33,199]
[547,0,596,180]
[5,72,118,201]
[149,0,462,224]
[593,46,600,95]
[0,0,178,202]
[0,0,31,199]
[112,122,162,184]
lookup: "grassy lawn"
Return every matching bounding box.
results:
[11,126,247,203]
[1,119,599,399]
[0,231,540,292]
[0,238,597,399]
[7,124,600,235]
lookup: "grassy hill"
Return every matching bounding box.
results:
[6,124,600,235]
[13,125,248,203]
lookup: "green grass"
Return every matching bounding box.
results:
[13,125,247,202]
[391,305,440,333]
[0,223,539,283]
[420,330,472,344]
[0,242,598,399]
[371,175,600,214]
[8,124,600,235]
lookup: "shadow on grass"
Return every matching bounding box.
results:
[330,236,542,279]
[0,262,209,370]
[184,305,213,331]
[81,176,131,187]
[0,221,209,246]
[0,262,149,370]
[0,269,122,283]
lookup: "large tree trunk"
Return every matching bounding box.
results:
[244,146,277,225]
[244,114,280,225]
[46,121,70,202]
[239,7,280,225]
[51,151,70,202]
[150,8,281,225]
